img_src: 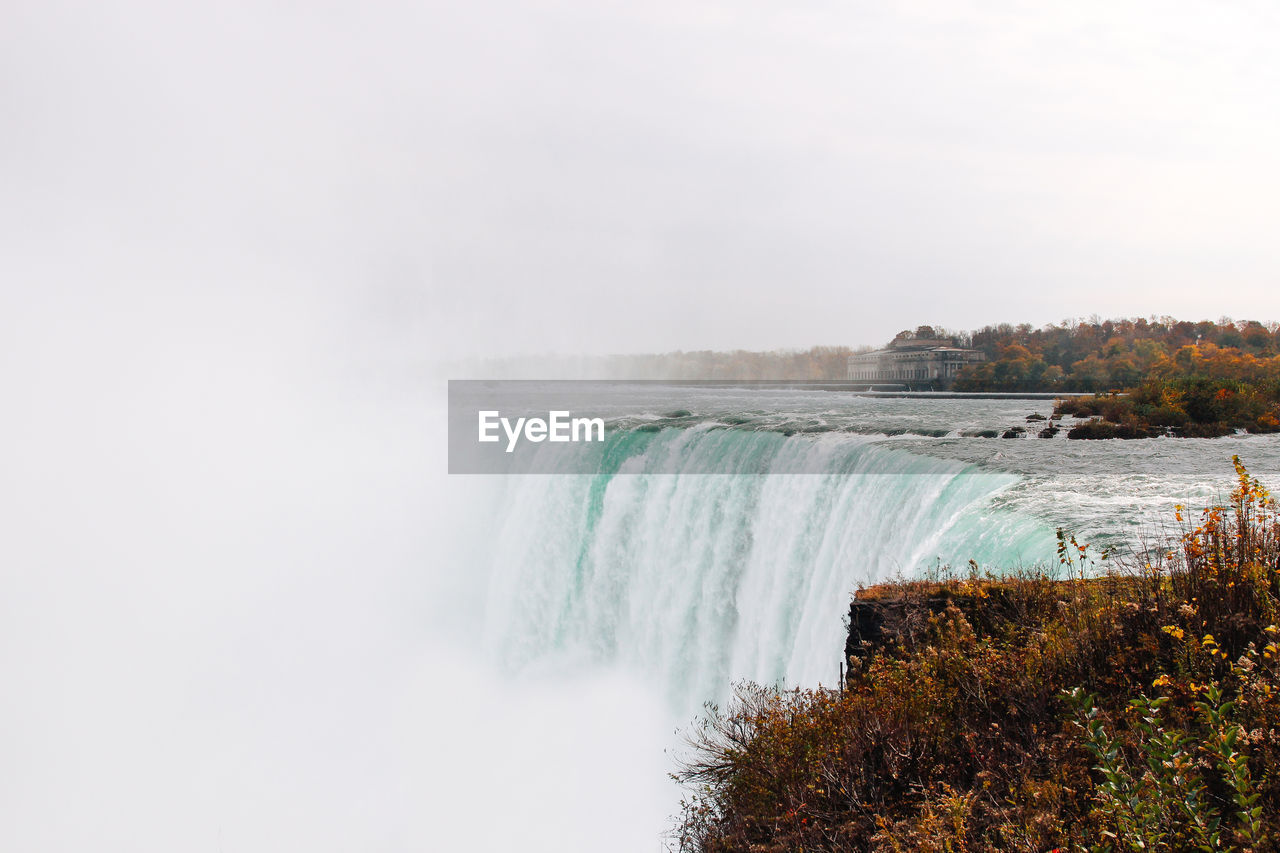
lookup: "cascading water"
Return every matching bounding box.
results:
[481,425,1059,713]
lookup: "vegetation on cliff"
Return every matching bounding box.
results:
[673,458,1280,852]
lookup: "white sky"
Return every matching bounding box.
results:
[4,1,1279,359]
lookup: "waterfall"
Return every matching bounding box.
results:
[481,426,1057,713]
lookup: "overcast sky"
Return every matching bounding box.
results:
[5,1,1280,359]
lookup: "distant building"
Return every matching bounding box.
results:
[847,337,986,388]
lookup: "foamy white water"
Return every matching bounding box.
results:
[479,427,1055,713]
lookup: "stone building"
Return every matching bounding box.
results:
[846,337,986,387]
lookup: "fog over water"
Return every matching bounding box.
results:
[2,302,673,850]
[5,1,1280,851]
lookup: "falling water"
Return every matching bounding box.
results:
[481,427,1057,712]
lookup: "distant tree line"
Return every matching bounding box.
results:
[954,316,1280,393]
[947,317,1280,435]
[592,345,861,380]
[603,318,1280,387]
[469,320,1280,410]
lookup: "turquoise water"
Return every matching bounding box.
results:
[472,390,1280,713]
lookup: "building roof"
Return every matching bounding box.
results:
[887,337,954,349]
[851,345,982,357]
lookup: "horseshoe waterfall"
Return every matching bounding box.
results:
[478,428,1056,713]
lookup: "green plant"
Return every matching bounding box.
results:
[1197,680,1264,849]
[1067,688,1220,852]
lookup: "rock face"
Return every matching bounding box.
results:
[844,583,1036,680]
[845,592,957,670]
